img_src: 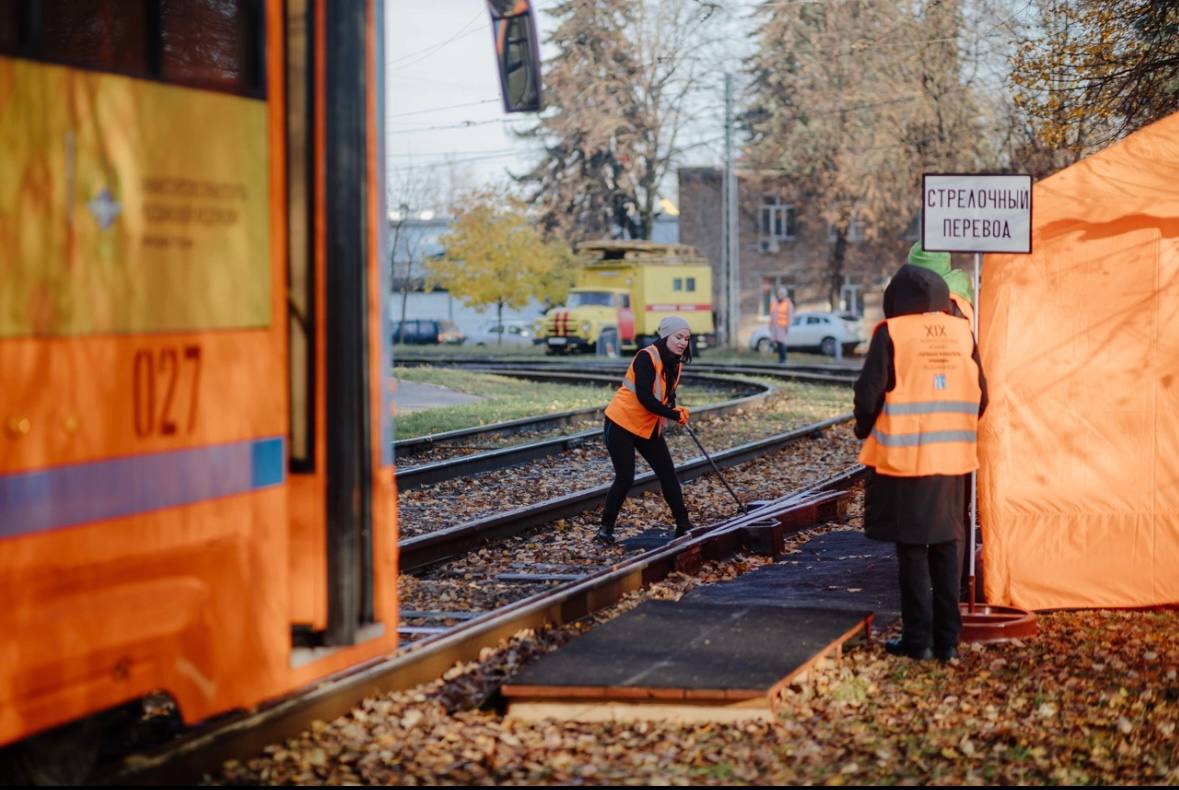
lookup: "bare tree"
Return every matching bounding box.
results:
[1011,0,1179,159]
[744,0,1019,306]
[745,1,915,308]
[516,0,715,241]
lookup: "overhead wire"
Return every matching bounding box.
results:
[386,10,485,68]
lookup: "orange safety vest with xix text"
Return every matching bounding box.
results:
[604,346,680,438]
[858,312,981,477]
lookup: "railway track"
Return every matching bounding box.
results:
[394,367,775,458]
[105,366,863,783]
[396,371,771,490]
[399,414,854,571]
[111,461,866,785]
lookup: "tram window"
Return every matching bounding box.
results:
[160,0,263,94]
[39,0,150,74]
[0,0,263,97]
[0,2,26,51]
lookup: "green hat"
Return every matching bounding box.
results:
[943,268,974,304]
[907,241,951,276]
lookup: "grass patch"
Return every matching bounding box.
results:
[393,366,614,438]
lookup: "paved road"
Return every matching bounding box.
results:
[393,379,484,414]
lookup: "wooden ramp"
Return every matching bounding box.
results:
[503,601,871,723]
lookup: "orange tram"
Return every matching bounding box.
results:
[0,0,540,780]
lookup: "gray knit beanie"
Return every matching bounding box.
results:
[657,315,691,338]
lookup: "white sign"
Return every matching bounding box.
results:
[922,173,1032,254]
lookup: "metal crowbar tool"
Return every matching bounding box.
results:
[683,422,748,514]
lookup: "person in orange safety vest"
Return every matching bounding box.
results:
[769,286,793,365]
[854,264,988,663]
[599,316,694,544]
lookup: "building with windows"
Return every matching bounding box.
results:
[678,167,910,347]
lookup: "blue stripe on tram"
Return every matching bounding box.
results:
[0,437,286,540]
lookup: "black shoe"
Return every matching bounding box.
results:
[934,645,960,662]
[884,638,934,661]
[673,522,693,538]
[594,527,615,545]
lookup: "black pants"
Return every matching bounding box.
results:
[601,417,690,529]
[896,539,962,652]
[776,340,788,364]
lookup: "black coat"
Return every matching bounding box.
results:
[854,265,989,545]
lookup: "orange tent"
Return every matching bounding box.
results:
[979,112,1179,610]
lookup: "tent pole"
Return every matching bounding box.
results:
[969,251,981,613]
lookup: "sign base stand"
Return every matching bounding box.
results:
[961,603,1037,643]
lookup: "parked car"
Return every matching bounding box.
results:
[750,312,867,357]
[391,318,465,345]
[464,319,536,347]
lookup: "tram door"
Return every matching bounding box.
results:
[282,0,542,649]
[285,0,397,649]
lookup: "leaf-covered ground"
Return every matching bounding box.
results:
[214,515,1179,785]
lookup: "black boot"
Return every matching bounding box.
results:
[673,517,693,538]
[595,523,615,545]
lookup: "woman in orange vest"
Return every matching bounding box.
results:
[855,264,988,662]
[598,316,694,544]
[769,286,793,365]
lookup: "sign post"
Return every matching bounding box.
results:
[922,173,1032,619]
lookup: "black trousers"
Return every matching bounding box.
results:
[896,539,963,652]
[776,340,788,364]
[601,417,690,529]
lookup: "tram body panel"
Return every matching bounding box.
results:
[0,0,527,755]
[0,35,296,742]
[0,489,291,744]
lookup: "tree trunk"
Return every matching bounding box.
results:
[829,230,847,311]
[496,299,504,345]
[399,284,410,344]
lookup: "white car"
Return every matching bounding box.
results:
[750,312,868,357]
[464,319,537,347]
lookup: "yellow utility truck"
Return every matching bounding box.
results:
[538,240,715,355]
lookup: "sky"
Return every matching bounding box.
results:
[385,1,558,212]
[385,1,756,215]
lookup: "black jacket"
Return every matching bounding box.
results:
[854,265,989,544]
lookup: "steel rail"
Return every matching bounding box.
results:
[400,413,853,571]
[397,374,773,490]
[109,464,865,786]
[399,357,859,385]
[394,369,767,456]
[394,354,861,378]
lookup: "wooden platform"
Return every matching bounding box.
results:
[503,601,871,723]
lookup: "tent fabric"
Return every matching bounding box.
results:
[979,112,1179,611]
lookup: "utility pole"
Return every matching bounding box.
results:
[722,73,740,350]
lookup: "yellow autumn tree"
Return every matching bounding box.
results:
[429,190,573,343]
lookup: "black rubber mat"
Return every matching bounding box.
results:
[685,530,901,627]
[507,601,869,692]
[618,528,677,550]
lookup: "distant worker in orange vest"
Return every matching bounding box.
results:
[854,264,988,662]
[598,316,694,544]
[769,286,793,365]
